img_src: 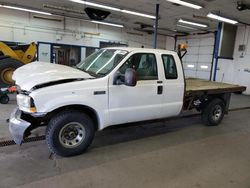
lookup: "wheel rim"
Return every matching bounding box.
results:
[212,105,222,122]
[1,68,14,84]
[59,122,86,148]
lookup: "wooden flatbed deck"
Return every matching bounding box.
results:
[185,78,246,97]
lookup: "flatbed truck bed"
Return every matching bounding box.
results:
[185,78,246,96]
[183,78,246,111]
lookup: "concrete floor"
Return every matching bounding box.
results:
[0,94,250,188]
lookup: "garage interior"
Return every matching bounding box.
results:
[0,0,250,187]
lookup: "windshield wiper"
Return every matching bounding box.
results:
[96,72,106,77]
[74,66,83,71]
[75,67,98,78]
[84,70,100,78]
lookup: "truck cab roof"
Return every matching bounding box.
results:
[103,47,177,55]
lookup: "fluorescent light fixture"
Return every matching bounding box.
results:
[177,24,197,30]
[91,20,123,28]
[200,65,209,69]
[166,0,202,9]
[0,5,52,15]
[207,13,238,25]
[187,64,195,68]
[69,0,120,11]
[121,10,155,19]
[179,19,208,28]
[69,0,156,19]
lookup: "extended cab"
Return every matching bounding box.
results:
[9,48,246,157]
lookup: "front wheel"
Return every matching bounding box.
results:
[0,58,24,87]
[201,98,225,126]
[46,110,95,157]
[0,94,9,104]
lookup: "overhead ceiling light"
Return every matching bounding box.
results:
[166,0,203,9]
[121,10,155,19]
[69,0,156,19]
[43,4,85,15]
[91,20,124,28]
[178,19,208,28]
[70,0,120,11]
[207,13,238,25]
[177,24,197,30]
[0,5,52,15]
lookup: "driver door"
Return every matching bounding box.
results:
[108,52,163,125]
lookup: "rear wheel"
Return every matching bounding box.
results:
[0,58,23,87]
[46,110,95,157]
[201,98,225,126]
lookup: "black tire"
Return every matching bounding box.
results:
[0,94,9,104]
[201,98,225,126]
[0,58,23,87]
[46,110,95,157]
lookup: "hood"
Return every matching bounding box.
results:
[13,62,94,91]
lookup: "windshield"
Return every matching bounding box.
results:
[76,49,128,77]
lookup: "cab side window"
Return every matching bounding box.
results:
[162,55,178,79]
[119,53,158,80]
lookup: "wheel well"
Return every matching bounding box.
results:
[47,105,99,131]
[208,95,226,104]
[200,94,229,112]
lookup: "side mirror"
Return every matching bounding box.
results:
[124,68,137,87]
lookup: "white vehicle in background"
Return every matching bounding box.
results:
[9,47,246,157]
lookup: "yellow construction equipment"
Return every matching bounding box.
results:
[0,41,36,87]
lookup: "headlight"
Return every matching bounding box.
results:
[16,94,36,113]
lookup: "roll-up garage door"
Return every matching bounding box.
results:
[177,35,215,80]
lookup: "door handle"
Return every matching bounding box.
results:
[157,85,163,95]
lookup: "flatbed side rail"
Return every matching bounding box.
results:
[185,86,246,97]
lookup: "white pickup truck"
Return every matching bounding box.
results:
[9,47,246,157]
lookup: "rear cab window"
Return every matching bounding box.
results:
[162,54,178,79]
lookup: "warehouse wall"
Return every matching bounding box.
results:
[176,33,215,80]
[215,26,250,95]
[0,8,172,60]
[165,36,175,50]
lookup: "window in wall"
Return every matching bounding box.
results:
[86,47,97,57]
[52,45,81,66]
[119,53,158,80]
[100,41,128,48]
[162,55,178,79]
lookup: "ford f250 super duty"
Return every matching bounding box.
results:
[9,48,246,157]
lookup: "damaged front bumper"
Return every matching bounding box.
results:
[9,108,31,145]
